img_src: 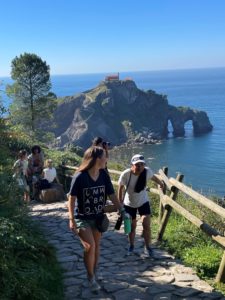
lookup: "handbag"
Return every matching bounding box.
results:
[95,214,109,233]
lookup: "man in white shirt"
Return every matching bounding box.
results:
[118,154,164,257]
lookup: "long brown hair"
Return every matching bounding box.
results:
[77,146,104,173]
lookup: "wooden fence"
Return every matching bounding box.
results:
[59,164,225,283]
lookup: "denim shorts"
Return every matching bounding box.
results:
[75,218,98,230]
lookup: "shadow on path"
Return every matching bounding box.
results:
[29,201,225,300]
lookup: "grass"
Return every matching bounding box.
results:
[149,188,225,295]
[110,170,225,295]
[1,121,224,298]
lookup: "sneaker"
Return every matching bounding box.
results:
[89,277,101,292]
[144,247,155,258]
[127,245,134,256]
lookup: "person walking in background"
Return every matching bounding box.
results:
[118,154,164,257]
[92,136,111,207]
[92,136,110,160]
[13,149,30,203]
[68,146,123,292]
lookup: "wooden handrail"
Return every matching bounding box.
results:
[169,178,225,220]
[107,168,122,175]
[162,194,225,248]
[60,165,78,171]
[59,164,225,282]
[150,169,225,283]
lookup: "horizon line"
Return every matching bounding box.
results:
[1,66,225,78]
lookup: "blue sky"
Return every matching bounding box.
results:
[1,0,225,76]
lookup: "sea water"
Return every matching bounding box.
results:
[1,67,225,196]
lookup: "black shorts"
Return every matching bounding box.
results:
[124,201,151,220]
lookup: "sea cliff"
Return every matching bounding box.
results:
[47,78,213,148]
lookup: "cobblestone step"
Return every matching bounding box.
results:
[29,201,225,300]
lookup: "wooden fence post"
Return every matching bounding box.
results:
[60,163,66,190]
[158,166,168,223]
[216,250,225,283]
[157,173,184,242]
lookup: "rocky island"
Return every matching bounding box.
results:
[49,76,213,149]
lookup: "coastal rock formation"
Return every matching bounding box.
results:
[168,106,213,137]
[49,79,213,148]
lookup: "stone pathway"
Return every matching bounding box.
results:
[29,201,225,300]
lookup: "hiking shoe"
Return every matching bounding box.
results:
[144,247,155,258]
[127,245,134,256]
[89,277,101,292]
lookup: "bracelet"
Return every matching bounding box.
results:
[69,218,74,220]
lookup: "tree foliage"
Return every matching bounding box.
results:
[0,98,10,168]
[6,53,57,141]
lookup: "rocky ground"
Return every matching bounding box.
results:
[29,201,225,300]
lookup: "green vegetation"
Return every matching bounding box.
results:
[6,53,57,142]
[0,173,64,298]
[1,54,224,296]
[149,186,225,295]
[177,106,191,113]
[44,147,80,166]
[88,84,107,101]
[0,98,65,299]
[110,167,225,295]
[0,203,64,300]
[122,120,134,140]
[184,245,222,277]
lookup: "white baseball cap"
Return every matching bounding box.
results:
[131,154,145,165]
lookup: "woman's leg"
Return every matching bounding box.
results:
[79,227,101,279]
[24,181,30,202]
[92,229,102,272]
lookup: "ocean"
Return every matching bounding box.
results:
[1,67,225,197]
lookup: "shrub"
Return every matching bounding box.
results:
[0,120,64,300]
[0,215,64,300]
[183,245,223,277]
[153,191,225,294]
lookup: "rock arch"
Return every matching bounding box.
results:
[168,105,213,137]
